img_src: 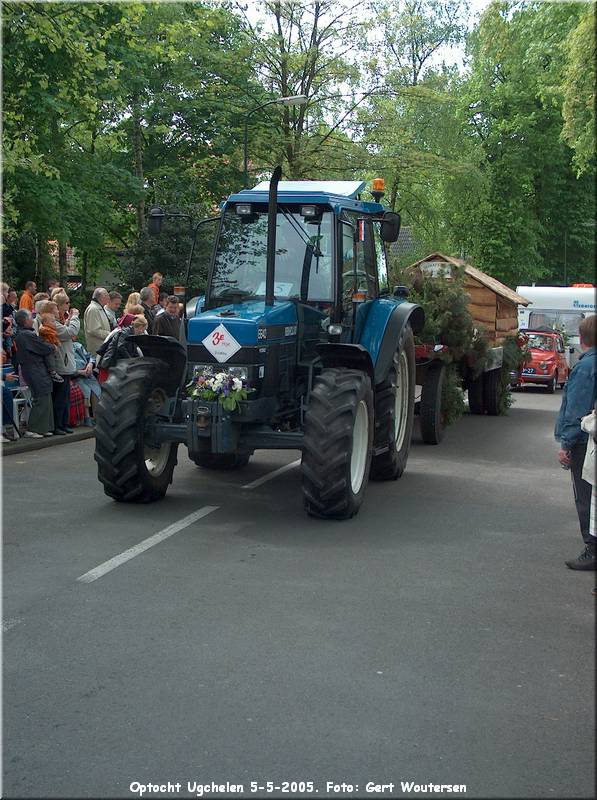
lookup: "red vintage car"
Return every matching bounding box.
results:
[519,329,569,392]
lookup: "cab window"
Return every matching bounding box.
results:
[372,221,389,293]
[343,212,377,298]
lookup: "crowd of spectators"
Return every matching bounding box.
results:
[1,272,182,442]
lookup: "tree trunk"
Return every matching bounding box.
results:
[36,234,46,289]
[82,252,89,292]
[58,241,67,285]
[132,94,145,234]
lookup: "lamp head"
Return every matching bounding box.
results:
[279,95,308,106]
[147,205,166,235]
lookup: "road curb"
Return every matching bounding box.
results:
[1,427,95,456]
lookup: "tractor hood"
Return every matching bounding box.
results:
[187,299,299,347]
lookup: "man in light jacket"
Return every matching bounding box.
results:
[84,288,111,356]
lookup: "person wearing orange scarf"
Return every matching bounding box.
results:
[37,312,65,385]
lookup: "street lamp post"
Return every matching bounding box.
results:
[243,95,308,189]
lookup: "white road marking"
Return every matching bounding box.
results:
[3,617,22,632]
[77,505,219,583]
[242,458,301,490]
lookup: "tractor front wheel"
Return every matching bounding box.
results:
[94,358,178,503]
[301,368,373,519]
[370,326,416,479]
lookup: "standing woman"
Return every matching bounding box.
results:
[47,294,80,435]
[14,309,56,437]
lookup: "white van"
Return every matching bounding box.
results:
[517,285,596,366]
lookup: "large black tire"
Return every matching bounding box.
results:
[467,374,485,414]
[370,326,416,479]
[483,368,502,416]
[301,368,373,519]
[546,373,557,394]
[420,362,446,445]
[191,452,251,469]
[94,358,178,503]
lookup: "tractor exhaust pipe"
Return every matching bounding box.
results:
[265,165,282,307]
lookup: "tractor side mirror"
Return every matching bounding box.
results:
[147,205,166,235]
[380,211,401,243]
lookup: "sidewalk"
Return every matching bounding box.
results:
[1,426,95,456]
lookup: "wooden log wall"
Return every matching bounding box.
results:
[464,277,521,344]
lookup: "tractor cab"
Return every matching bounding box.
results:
[187,179,402,382]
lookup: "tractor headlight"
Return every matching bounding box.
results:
[193,364,214,378]
[227,366,249,380]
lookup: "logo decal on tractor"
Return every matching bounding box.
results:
[202,324,242,363]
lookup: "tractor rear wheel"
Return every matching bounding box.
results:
[191,452,251,469]
[94,358,178,503]
[419,362,446,445]
[370,326,416,479]
[301,368,373,519]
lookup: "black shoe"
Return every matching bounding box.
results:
[565,544,597,570]
[53,429,67,436]
[63,426,75,434]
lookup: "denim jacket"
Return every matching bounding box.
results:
[554,347,597,450]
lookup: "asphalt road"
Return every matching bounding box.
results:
[3,388,594,799]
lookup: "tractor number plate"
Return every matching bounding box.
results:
[202,324,242,363]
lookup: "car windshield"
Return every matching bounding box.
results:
[527,334,556,351]
[528,310,585,337]
[211,208,334,301]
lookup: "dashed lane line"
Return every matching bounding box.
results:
[2,617,23,632]
[77,505,219,584]
[241,458,301,490]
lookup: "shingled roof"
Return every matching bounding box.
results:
[407,252,530,306]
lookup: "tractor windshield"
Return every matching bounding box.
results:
[211,208,334,302]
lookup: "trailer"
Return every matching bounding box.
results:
[406,253,531,443]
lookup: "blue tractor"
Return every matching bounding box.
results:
[94,169,424,518]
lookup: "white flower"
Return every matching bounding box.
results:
[232,377,243,391]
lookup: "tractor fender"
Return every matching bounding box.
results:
[359,300,424,385]
[315,343,374,378]
[129,335,188,394]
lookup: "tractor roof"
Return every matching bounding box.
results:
[226,179,383,214]
[251,180,366,197]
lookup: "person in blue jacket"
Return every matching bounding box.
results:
[555,315,597,569]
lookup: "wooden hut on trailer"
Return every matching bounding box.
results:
[405,252,530,343]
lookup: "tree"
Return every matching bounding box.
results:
[560,4,595,177]
[236,0,366,180]
[451,1,595,286]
